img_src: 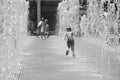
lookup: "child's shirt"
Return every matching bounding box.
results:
[65,32,74,41]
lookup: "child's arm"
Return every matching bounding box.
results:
[37,21,42,28]
[64,33,67,40]
[72,32,79,37]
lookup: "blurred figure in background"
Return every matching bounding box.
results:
[45,19,49,38]
[37,17,45,38]
[28,20,35,36]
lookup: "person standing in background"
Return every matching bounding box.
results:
[45,19,49,38]
[37,17,45,39]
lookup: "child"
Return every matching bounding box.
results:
[64,27,75,57]
[45,19,49,38]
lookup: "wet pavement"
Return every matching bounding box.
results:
[12,36,120,80]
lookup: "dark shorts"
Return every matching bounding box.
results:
[67,40,74,48]
[41,32,44,35]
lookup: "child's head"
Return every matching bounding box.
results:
[41,17,45,21]
[66,27,71,32]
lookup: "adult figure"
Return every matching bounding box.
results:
[37,17,45,38]
[37,19,42,37]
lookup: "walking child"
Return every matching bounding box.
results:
[64,27,75,57]
[45,19,49,38]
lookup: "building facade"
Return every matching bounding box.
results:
[26,0,62,34]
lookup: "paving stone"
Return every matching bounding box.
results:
[9,36,120,80]
[19,36,104,80]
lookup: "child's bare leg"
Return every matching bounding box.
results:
[41,32,43,38]
[66,47,70,55]
[71,46,75,57]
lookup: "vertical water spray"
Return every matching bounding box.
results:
[57,0,80,35]
[80,0,120,46]
[0,0,29,80]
